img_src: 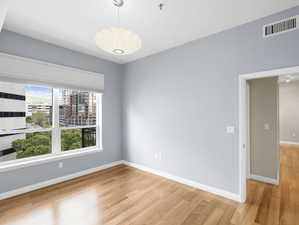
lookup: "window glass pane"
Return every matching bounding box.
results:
[0,81,26,131]
[58,89,96,127]
[0,131,52,162]
[0,81,52,131]
[61,128,96,151]
[26,85,53,128]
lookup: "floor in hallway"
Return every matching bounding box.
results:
[242,144,299,225]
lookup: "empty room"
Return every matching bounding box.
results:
[0,1,299,225]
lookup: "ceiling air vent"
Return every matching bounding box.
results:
[263,15,298,38]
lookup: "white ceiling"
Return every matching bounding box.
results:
[2,0,299,64]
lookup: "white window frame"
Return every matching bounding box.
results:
[0,84,103,172]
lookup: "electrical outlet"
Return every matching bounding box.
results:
[264,123,270,130]
[159,152,162,160]
[154,152,162,160]
[226,126,235,134]
[58,162,63,168]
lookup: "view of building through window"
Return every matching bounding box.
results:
[59,89,97,127]
[0,81,98,162]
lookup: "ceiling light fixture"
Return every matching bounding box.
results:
[95,0,141,56]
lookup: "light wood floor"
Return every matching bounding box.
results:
[0,144,298,225]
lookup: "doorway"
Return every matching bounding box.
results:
[239,66,299,203]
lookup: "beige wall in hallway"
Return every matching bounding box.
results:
[280,80,299,144]
[249,77,279,179]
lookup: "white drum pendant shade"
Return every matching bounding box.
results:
[95,27,141,55]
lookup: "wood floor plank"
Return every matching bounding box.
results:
[255,184,272,224]
[181,200,210,225]
[217,203,236,225]
[202,207,224,225]
[154,197,201,225]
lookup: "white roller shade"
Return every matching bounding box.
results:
[0,53,104,92]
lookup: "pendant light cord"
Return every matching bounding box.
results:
[117,6,120,27]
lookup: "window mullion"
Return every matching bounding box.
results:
[52,88,61,154]
[96,93,102,150]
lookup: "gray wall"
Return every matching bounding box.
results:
[249,78,279,179]
[0,30,123,193]
[123,6,299,194]
[280,80,299,143]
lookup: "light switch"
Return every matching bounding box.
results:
[264,124,270,130]
[226,126,235,134]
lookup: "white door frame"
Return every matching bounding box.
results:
[239,66,299,203]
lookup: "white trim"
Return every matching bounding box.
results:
[52,88,60,154]
[0,147,103,172]
[96,93,103,150]
[0,160,123,200]
[239,66,299,203]
[239,76,247,203]
[0,160,241,202]
[123,161,241,202]
[60,125,97,130]
[249,174,279,185]
[280,141,299,145]
[246,82,251,178]
[239,66,299,80]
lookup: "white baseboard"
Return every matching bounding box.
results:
[249,174,279,185]
[0,160,242,202]
[123,161,241,202]
[0,160,123,201]
[280,141,299,146]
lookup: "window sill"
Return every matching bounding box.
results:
[0,147,103,172]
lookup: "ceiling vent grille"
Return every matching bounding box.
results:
[263,15,298,38]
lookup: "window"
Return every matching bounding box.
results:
[0,81,102,164]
